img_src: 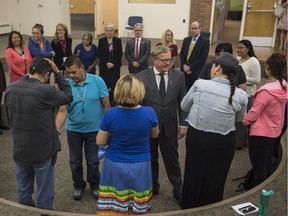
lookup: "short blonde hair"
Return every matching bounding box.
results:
[151,46,171,59]
[114,74,145,107]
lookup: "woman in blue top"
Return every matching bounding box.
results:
[180,53,248,209]
[28,23,55,59]
[96,74,159,215]
[74,32,98,74]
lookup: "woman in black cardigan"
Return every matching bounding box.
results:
[98,23,123,106]
[51,23,72,72]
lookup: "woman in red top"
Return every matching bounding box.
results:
[156,29,178,68]
[5,31,33,83]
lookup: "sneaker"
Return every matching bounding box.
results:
[73,189,84,200]
[92,189,98,199]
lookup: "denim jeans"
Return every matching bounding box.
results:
[15,158,55,210]
[67,130,100,190]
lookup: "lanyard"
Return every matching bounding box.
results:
[73,85,86,113]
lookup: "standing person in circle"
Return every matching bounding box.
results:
[74,32,98,74]
[51,23,72,71]
[125,23,151,74]
[96,74,159,215]
[28,23,55,59]
[98,23,123,106]
[243,53,287,188]
[156,29,178,68]
[56,56,110,201]
[236,39,261,149]
[181,53,248,209]
[6,30,33,83]
[138,46,188,206]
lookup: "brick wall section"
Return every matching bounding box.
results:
[189,0,212,33]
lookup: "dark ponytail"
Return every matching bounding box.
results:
[221,65,236,105]
[266,53,287,91]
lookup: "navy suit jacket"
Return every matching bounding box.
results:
[137,68,188,137]
[125,37,151,74]
[180,34,210,89]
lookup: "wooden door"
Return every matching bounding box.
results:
[69,0,94,14]
[240,0,279,47]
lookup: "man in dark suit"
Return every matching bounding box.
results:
[138,46,188,206]
[125,23,151,74]
[180,21,210,90]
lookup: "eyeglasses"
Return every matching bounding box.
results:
[32,32,41,35]
[239,205,256,214]
[190,27,199,30]
[156,58,173,63]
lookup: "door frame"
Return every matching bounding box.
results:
[239,0,279,47]
[210,0,280,47]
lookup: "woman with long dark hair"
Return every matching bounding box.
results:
[181,53,248,209]
[243,53,287,187]
[235,39,261,149]
[6,31,32,82]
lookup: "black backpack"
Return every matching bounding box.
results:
[233,169,254,192]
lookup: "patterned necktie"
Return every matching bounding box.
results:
[135,38,139,61]
[159,73,166,101]
[187,37,196,62]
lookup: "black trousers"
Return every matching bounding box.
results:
[149,127,182,196]
[249,136,277,187]
[181,126,235,209]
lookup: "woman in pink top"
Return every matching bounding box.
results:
[242,53,287,188]
[5,31,32,82]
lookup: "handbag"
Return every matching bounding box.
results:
[274,4,285,18]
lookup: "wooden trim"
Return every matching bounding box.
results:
[0,138,286,215]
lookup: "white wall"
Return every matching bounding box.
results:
[118,0,191,39]
[0,0,9,24]
[2,0,70,37]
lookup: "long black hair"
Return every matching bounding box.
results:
[7,31,23,49]
[266,53,287,91]
[238,39,258,59]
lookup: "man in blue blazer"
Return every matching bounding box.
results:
[180,21,210,91]
[138,46,188,206]
[125,23,151,74]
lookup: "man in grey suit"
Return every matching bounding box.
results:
[138,46,188,206]
[125,23,151,74]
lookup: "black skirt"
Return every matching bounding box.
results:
[181,126,236,209]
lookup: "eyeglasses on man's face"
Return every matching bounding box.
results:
[156,58,173,64]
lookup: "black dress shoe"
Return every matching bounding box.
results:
[174,193,182,206]
[92,189,98,199]
[153,189,159,196]
[0,130,2,135]
[73,189,84,200]
[0,124,10,130]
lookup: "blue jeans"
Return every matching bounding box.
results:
[67,130,100,190]
[16,158,55,210]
